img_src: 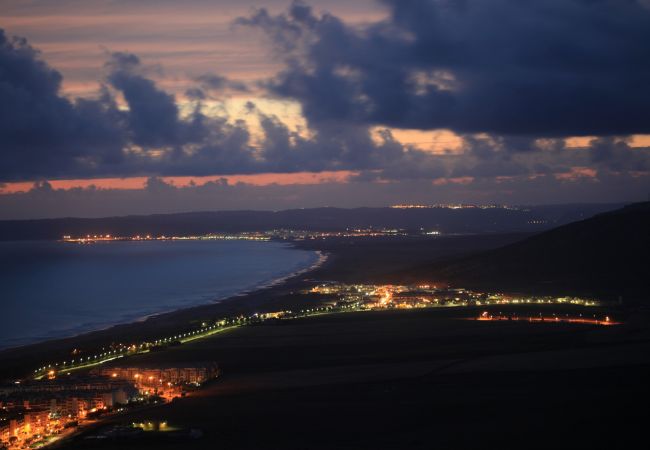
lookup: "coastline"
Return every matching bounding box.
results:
[0,244,331,379]
[0,232,536,380]
[0,241,325,350]
[229,249,328,296]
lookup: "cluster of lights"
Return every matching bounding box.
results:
[29,285,609,383]
[391,203,522,210]
[61,233,271,244]
[30,306,334,380]
[476,311,618,326]
[31,318,249,379]
[62,228,449,245]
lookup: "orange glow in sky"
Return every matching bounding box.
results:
[0,171,357,194]
[555,167,598,181]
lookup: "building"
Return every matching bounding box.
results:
[95,361,220,386]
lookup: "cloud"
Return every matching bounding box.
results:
[588,137,650,172]
[0,33,261,180]
[106,52,192,148]
[196,73,248,92]
[238,0,650,136]
[0,16,648,202]
[185,74,250,100]
[0,29,126,180]
[0,29,421,181]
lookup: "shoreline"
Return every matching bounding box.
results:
[0,244,331,378]
[0,232,535,380]
[1,245,328,351]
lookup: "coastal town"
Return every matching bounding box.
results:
[58,203,531,244]
[1,0,646,446]
[0,363,219,449]
[25,282,611,381]
[0,281,624,448]
[59,227,438,244]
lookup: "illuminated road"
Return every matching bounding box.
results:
[474,311,619,325]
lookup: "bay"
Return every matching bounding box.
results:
[0,240,318,349]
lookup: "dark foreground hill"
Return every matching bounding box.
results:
[404,202,650,300]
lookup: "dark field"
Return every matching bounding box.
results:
[61,305,650,450]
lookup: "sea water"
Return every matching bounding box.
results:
[0,240,318,349]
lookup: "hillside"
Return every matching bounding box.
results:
[0,204,621,241]
[404,202,650,300]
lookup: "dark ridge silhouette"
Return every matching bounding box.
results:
[403,202,650,300]
[0,204,622,241]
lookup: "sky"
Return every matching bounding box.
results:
[0,0,649,219]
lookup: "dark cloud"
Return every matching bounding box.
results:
[106,52,200,148]
[252,109,449,176]
[588,137,650,172]
[196,73,248,92]
[185,74,250,101]
[0,13,648,206]
[0,33,260,180]
[239,0,650,136]
[0,29,125,180]
[0,29,438,181]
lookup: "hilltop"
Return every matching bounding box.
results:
[403,202,650,300]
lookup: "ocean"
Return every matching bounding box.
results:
[0,239,319,349]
